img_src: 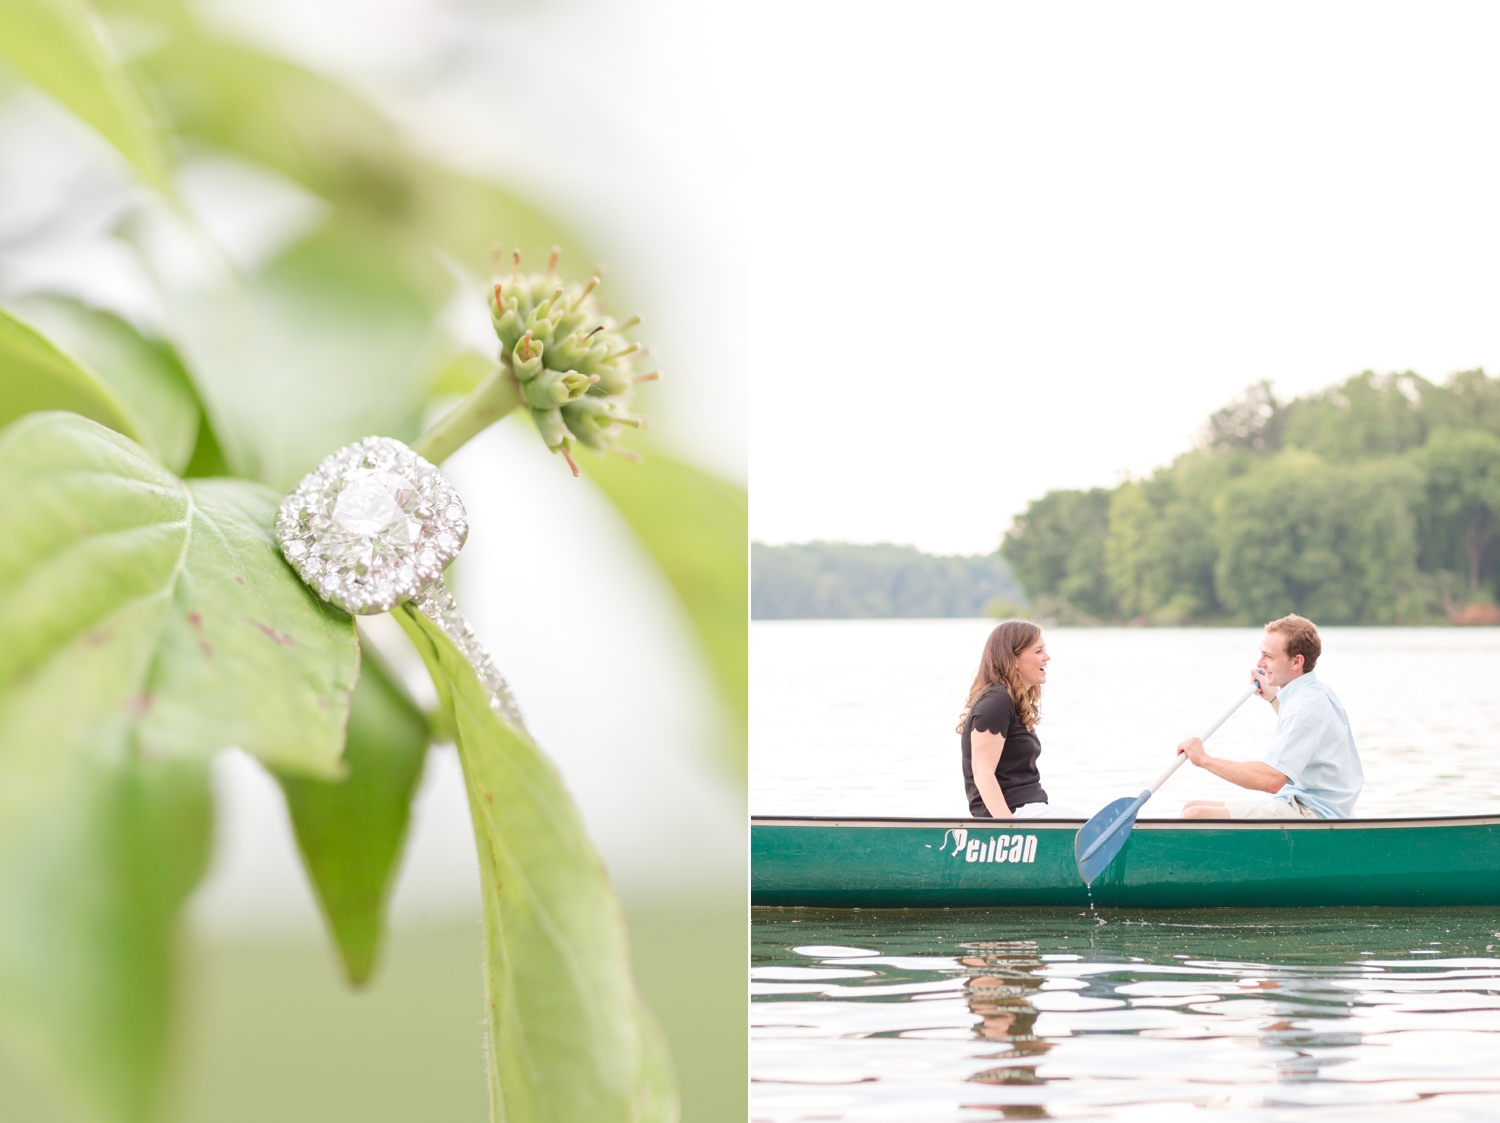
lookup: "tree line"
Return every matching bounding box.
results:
[1002,370,1500,625]
[751,541,1022,619]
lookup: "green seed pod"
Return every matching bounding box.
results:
[562,394,642,451]
[488,245,654,475]
[488,285,524,352]
[522,368,596,410]
[591,360,635,398]
[532,405,571,452]
[547,329,604,372]
[525,291,566,348]
[512,331,546,382]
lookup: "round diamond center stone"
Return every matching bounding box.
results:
[327,469,422,568]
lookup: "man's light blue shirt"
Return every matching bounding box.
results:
[1261,671,1362,819]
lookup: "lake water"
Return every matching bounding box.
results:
[751,622,1500,818]
[751,622,1500,1120]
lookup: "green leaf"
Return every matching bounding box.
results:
[0,0,170,191]
[10,297,202,473]
[0,411,359,1118]
[0,755,210,1123]
[278,643,430,987]
[101,1,577,268]
[632,998,679,1123]
[0,303,146,447]
[143,219,446,492]
[582,445,747,778]
[395,605,678,1123]
[0,410,357,777]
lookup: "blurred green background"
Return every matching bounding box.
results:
[0,903,744,1123]
[173,901,745,1123]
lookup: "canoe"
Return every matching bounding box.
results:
[752,814,1500,908]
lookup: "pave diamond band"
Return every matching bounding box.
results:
[276,436,525,732]
[413,582,525,731]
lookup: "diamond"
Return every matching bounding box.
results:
[315,469,424,570]
[276,435,525,729]
[277,436,468,615]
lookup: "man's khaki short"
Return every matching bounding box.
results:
[1223,795,1321,820]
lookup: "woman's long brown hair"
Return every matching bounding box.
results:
[956,620,1043,733]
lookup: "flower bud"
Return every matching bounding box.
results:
[523,288,567,347]
[489,247,648,469]
[489,285,524,351]
[562,395,641,451]
[590,362,635,398]
[521,368,596,410]
[531,405,572,452]
[547,329,605,372]
[512,332,545,382]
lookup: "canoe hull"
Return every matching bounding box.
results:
[751,816,1500,908]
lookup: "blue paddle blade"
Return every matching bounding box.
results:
[1075,792,1150,884]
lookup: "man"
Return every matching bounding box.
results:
[1179,614,1362,819]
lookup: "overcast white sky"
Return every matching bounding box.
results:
[748,2,1500,554]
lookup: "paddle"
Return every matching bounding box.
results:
[1074,684,1258,884]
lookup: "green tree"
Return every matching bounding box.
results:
[1103,450,1230,623]
[1104,481,1155,620]
[750,542,1020,619]
[1424,368,1500,438]
[1213,450,1423,624]
[1413,429,1500,599]
[1001,488,1115,620]
[1000,370,1500,627]
[1202,379,1284,453]
[1281,371,1433,461]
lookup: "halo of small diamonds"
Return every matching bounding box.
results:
[275,436,468,615]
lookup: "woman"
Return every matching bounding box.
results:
[957,619,1051,818]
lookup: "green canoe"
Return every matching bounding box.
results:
[752,814,1500,908]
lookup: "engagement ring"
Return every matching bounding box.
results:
[275,435,525,731]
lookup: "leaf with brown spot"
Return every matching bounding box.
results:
[0,411,359,1120]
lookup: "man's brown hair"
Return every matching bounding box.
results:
[1265,614,1320,672]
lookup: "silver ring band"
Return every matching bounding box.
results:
[276,435,525,733]
[413,578,526,732]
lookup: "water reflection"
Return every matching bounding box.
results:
[959,940,1052,1106]
[752,907,1500,1121]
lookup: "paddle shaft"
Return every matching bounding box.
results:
[1145,684,1260,794]
[1077,684,1258,865]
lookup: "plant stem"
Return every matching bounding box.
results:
[412,366,523,465]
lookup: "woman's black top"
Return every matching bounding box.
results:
[961,686,1047,816]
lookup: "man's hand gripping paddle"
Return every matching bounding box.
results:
[1074,685,1258,884]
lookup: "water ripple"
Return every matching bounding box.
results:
[752,907,1500,1121]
